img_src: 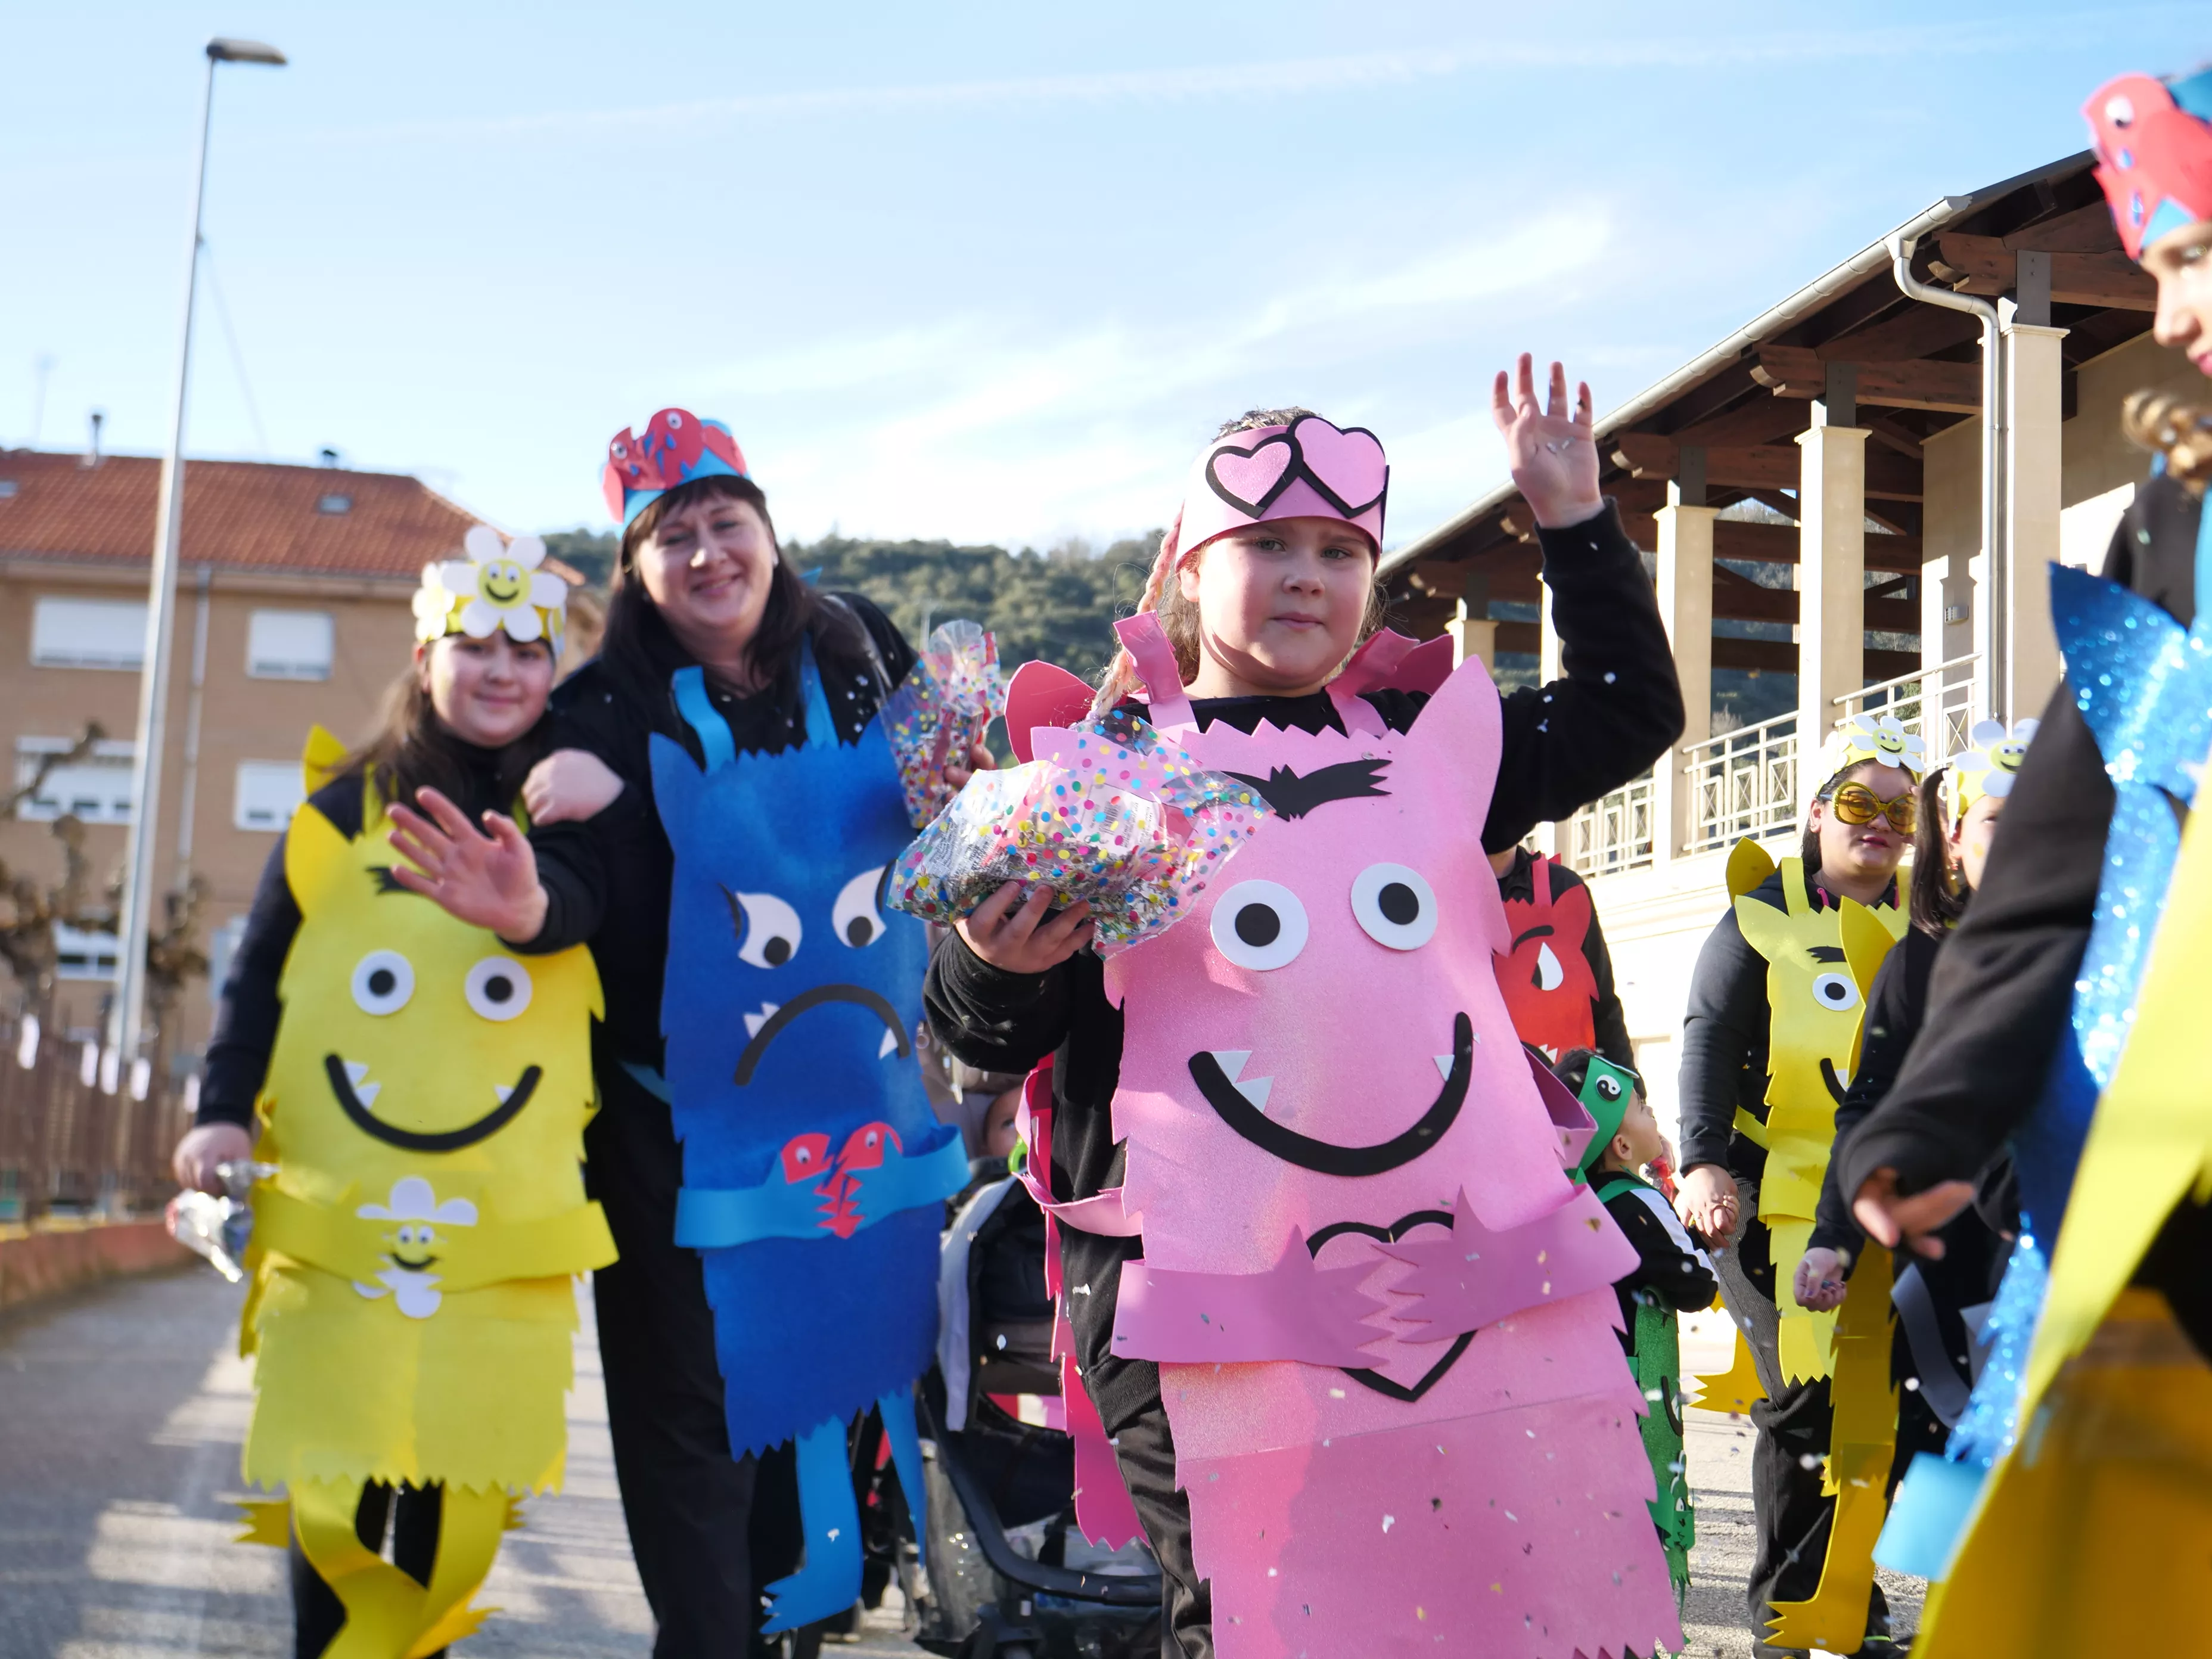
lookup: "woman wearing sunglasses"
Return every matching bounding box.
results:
[1672,720,1922,1659]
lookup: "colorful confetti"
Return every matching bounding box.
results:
[881,619,1008,827]
[887,706,1273,950]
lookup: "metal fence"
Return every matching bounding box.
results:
[1564,769,1655,877]
[1835,655,1980,771]
[0,1013,189,1223]
[1683,710,1800,853]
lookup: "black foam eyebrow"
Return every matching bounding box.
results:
[1226,758,1391,820]
[1807,945,1847,963]
[1511,924,1556,947]
[367,867,409,895]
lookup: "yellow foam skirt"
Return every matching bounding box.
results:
[1921,1289,2212,1657]
[243,1262,579,1495]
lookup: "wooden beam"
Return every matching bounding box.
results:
[2002,201,2123,254]
[1928,233,2154,309]
[1713,637,1918,678]
[1614,430,1923,501]
[1754,346,1979,414]
[1711,518,1922,573]
[1495,621,1539,656]
[1672,397,1810,449]
[1708,570,1916,632]
[1817,305,1981,363]
[1864,414,1924,459]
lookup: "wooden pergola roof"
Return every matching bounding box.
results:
[1378,151,2153,676]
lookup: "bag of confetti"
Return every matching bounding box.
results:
[883,620,1008,827]
[166,1159,277,1283]
[888,707,1272,950]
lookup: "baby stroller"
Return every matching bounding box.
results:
[912,1166,1161,1659]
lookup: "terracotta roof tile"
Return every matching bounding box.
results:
[0,449,494,581]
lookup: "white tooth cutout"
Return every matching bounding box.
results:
[742,1002,781,1039]
[1211,1050,1253,1081]
[344,1061,369,1085]
[877,1028,899,1059]
[1434,1055,1455,1082]
[1236,1075,1274,1113]
[494,1084,512,1105]
[355,1082,381,1107]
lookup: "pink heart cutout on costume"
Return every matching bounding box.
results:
[1204,434,1297,517]
[1291,416,1388,517]
[1307,1213,1471,1399]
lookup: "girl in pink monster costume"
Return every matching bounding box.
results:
[925,360,1686,1658]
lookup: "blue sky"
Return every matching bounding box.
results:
[3,4,2203,552]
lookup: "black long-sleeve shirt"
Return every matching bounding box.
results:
[194,751,605,1130]
[1597,1168,1719,1348]
[1809,927,1943,1254]
[1495,845,1633,1068]
[925,502,1684,1428]
[1838,476,2194,1200]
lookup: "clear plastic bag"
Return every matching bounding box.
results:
[887,707,1271,949]
[882,620,1008,827]
[166,1159,276,1283]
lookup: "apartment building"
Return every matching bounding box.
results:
[0,447,525,1068]
[1380,148,2182,1138]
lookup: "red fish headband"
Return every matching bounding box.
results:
[2086,69,2212,261]
[602,407,750,525]
[1177,413,1389,559]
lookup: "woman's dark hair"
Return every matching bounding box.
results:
[1908,766,1966,936]
[342,648,558,815]
[598,473,863,706]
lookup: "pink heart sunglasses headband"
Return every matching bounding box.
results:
[1089,413,1390,717]
[1179,413,1390,559]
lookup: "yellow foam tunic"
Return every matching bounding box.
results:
[241,788,612,1498]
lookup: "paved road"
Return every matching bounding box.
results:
[0,1273,1921,1658]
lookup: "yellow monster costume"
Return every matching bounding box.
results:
[237,544,613,1657]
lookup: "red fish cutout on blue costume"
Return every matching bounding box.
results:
[601,407,750,524]
[1495,853,1600,1060]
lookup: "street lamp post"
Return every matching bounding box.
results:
[107,37,285,1095]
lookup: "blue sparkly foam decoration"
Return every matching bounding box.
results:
[650,641,952,1456]
[1881,528,2212,1577]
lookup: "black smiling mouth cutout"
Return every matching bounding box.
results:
[734,984,912,1086]
[325,1054,540,1153]
[388,1251,439,1272]
[1820,1057,1848,1105]
[1188,1012,1471,1177]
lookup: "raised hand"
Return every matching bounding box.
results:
[1491,352,1603,528]
[387,787,549,943]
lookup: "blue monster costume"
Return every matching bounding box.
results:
[649,642,968,1632]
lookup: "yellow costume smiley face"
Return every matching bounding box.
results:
[476,557,528,608]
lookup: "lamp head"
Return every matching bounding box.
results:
[206,38,285,66]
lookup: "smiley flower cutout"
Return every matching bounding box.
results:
[352,1175,479,1319]
[1950,717,2040,818]
[1829,712,1928,781]
[413,524,569,653]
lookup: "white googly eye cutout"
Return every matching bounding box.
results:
[2106,93,2135,127]
[610,440,628,459]
[1533,942,1566,992]
[1350,863,1437,950]
[832,866,889,948]
[729,890,803,969]
[464,955,533,1022]
[1209,880,1309,971]
[1811,971,1860,1014]
[352,950,415,1016]
[666,411,684,428]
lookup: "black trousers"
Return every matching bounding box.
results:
[1715,1194,1891,1655]
[588,1058,803,1658]
[291,1483,445,1659]
[1076,1345,1211,1659]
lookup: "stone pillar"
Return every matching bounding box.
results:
[1795,412,1869,817]
[1444,570,1497,670]
[1652,487,1716,868]
[2004,316,2070,723]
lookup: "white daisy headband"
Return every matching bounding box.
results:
[1949,718,2039,820]
[412,525,569,658]
[1823,712,1928,785]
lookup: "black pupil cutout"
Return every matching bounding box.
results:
[763,937,793,967]
[1377,883,1420,925]
[1234,905,1281,947]
[1819,981,1850,1004]
[846,918,874,946]
[368,969,396,997]
[482,974,512,1004]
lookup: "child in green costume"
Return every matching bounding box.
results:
[1557,1049,1717,1613]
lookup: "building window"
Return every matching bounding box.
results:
[234,761,305,831]
[317,493,352,515]
[13,737,136,823]
[246,609,334,681]
[30,597,146,670]
[53,923,119,982]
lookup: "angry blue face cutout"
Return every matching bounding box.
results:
[648,637,965,1633]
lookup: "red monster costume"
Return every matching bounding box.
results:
[1495,853,1601,1060]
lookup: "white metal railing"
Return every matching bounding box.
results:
[1834,654,1980,771]
[1683,710,1799,852]
[1565,769,1655,877]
